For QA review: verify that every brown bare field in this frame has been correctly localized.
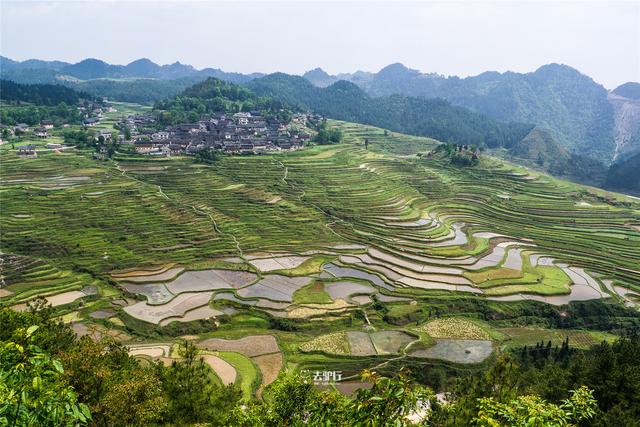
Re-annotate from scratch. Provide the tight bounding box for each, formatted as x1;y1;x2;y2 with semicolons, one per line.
198;335;280;357
202;354;237;385
252;352;283;392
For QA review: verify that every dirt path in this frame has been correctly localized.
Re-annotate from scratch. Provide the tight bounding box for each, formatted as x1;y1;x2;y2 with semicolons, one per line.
276;159;345;241
114;161;246;260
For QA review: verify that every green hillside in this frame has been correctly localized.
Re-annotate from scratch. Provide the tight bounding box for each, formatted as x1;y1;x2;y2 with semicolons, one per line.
248;74;533;148
350;63;617;162
2;114;640;425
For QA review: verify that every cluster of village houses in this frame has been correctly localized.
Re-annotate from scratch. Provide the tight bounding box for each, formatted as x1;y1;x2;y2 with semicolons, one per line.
3;103;110;157
5;103;320;158
120;111;318;156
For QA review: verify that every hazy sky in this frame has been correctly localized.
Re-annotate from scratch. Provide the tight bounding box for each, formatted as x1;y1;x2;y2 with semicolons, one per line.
1;0;639;88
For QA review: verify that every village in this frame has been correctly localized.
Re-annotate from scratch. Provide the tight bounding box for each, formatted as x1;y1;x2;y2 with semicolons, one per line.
3;100;321;158
117;111;319;156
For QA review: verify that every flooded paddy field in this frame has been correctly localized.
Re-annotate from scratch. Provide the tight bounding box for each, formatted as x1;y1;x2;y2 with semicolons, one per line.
2;119;638;400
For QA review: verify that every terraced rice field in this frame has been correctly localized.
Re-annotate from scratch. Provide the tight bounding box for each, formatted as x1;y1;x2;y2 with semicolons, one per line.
498;327;617;349
300;330;417;357
1;116;639;387
409;339;494;364
416;318;492;340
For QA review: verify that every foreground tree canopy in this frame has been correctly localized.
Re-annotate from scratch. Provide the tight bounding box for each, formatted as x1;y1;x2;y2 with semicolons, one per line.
1;305;638;426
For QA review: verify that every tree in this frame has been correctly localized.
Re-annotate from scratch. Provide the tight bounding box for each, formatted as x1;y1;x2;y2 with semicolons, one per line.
123;126;131;141
0;325;91;426
313;120;342;145
162;341;240;425
60;337;167;427
194;147;219;164
0;298;76;356
474;386;597;426
231;368;433;427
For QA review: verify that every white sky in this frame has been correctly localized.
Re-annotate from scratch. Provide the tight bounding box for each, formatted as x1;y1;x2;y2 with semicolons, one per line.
1;0;639;88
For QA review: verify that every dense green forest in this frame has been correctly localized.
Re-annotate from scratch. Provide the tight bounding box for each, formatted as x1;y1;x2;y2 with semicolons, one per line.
247;74;534;148
0;80;100;126
0;79;98;106
606;151;640;192
319;63;617;163
153;77;291;125
73;77;204;104
2;304;638;426
0;103;84;127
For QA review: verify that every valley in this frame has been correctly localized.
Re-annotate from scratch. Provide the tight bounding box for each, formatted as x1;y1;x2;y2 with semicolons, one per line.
2;109;639;399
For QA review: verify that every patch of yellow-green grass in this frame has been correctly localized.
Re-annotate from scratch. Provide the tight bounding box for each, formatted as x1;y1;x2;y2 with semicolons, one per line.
404;330;435;352
293;281;333;304
415;317;491;340
386;303;420;317
108;317;125;327
483;265;571;296
537;266;572;288
279;255;336;276
477;272;539;288
216;351;260;400
59;311;82;323
302;146;346;159
465;267;523;284
299;332;350;355
429;237;489;257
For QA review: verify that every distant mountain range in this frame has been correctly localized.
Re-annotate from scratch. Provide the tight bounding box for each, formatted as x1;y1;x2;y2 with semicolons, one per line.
0;56;263;83
303;64;640;166
247;73;533;150
1;55;638;191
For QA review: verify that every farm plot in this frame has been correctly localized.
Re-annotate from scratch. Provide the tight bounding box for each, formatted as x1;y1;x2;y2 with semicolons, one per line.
159;304;223;326
415;318;491;340
113;267;184;283
346;332;377;356
166;269;257;293
121;283;174;305
237;275;312;302
128;344;171;358
123;291;214;324
299;332;350;355
248;255;310;272
300;330;416;356
216;351;260;400
198;335;280;357
324;281;376;302
370;331;415;355
198;335;283;398
252;352;283;392
201;355;237;385
322;263;391;289
498;327;616;349
293;281;333;304
409;339;493;364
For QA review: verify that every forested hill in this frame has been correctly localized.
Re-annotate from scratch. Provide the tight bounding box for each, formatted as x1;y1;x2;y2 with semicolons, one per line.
153;77;289;125
303;63;617;163
613;82;640;100
606;151;640;192
247;73;533;148
0;79;99;105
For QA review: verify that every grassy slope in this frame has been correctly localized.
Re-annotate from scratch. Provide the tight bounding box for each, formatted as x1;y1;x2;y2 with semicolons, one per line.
1;112;639;376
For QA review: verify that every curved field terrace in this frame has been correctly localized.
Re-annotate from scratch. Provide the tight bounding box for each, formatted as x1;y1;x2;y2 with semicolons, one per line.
1;117;638;397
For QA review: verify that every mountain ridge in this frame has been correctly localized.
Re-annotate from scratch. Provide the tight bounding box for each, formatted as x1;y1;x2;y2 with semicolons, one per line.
301;62;640;167
0;56;264;83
